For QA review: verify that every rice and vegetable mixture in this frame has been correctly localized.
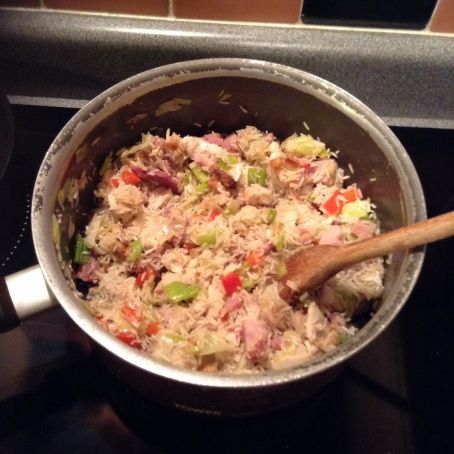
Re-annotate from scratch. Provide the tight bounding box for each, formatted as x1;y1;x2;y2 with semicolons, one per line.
74;126;384;373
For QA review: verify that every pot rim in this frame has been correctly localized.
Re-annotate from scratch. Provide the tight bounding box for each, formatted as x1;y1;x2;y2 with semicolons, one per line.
32;58;426;389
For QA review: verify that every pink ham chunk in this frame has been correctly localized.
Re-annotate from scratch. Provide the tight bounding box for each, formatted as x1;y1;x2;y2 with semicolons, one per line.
270;334;283;351
203;132;224;147
76;257;100;282
241;319;269;362
307;159;337;185
131;166;180;195
298;227;313;245
319;225;344;246
222;134;239;152
286;155;311;169
351;221;376;240
220;293;244;320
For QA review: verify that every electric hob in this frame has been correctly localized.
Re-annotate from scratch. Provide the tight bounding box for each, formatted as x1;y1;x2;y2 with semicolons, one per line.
0;105;453;454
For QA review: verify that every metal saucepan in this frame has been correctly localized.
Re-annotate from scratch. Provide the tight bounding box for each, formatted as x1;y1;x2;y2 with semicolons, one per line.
0;59;426;416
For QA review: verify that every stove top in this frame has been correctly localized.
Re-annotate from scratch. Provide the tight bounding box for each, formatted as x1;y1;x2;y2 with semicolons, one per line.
0;105;453;454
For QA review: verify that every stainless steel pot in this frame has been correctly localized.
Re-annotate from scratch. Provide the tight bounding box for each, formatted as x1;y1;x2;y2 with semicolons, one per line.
0;59;426;416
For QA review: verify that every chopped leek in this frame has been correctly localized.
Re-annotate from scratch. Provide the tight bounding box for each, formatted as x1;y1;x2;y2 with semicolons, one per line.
277;261;287;279
282;133;328;158
161;332;187;344
227;155;239;165
225;199;241;215
127;239;143;263
266;208;277;224
99;152;112;176
194;333;233;356
190;165;210;183
247;167;267;187
340;200;370;220
196;231;217;246
242;278;256;292
217;159;230;171
196;182;209;195
274;233;285;252
73;233;90;264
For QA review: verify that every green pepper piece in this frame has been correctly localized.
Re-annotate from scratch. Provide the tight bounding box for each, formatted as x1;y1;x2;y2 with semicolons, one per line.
266;209;277;224
190;166;210;183
73;233;90;264
196;231;217;246
247;167;267;187
127;239;143;262
163;282;200;303
277;261;287;279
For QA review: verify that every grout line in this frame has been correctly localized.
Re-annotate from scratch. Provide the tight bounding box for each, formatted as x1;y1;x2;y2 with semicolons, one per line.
425;0;440;31
167;0;174;18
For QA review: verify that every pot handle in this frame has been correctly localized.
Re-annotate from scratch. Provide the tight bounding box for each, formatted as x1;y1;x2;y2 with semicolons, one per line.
0;265;58;332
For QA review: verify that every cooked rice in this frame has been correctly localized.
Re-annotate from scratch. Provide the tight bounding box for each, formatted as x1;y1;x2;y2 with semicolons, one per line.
73;126;384;374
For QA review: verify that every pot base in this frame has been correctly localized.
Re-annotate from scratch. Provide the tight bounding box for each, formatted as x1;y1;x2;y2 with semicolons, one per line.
97;344;343;417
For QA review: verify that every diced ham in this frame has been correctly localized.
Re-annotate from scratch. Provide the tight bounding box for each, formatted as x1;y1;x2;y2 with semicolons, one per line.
351;221;376;240
212;166;237;189
220;293;244;320
203;132;224;147
222;134;239;152
183;136;223;169
319;225;344;246
241;319;269;362
263;243;275;255
286;155;311;168
307;159;337;185
159;159;175;176
154;137;165;149
131;166;180;195
298;227;313;245
270;334;283;351
76;256;100;282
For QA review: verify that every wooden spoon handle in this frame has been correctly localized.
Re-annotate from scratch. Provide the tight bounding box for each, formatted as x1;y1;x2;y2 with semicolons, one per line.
339;211;454;267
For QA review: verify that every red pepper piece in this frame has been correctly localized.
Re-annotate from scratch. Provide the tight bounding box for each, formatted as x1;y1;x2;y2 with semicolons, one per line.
120;303;143;326
135;270;152;289
209;210;221;221
146;322;160;335
222;272;242;295
121;168;141;185
116;330;141;349
246;250;265;267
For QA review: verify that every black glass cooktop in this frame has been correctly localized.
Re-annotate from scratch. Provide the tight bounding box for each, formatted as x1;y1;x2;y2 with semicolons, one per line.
0;105;453;454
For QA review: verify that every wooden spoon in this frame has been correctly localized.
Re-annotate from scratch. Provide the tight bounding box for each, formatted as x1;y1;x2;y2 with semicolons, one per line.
283;211;454;295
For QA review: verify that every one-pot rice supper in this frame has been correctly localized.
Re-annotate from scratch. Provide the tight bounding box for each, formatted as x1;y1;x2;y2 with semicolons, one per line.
73;126;384;373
